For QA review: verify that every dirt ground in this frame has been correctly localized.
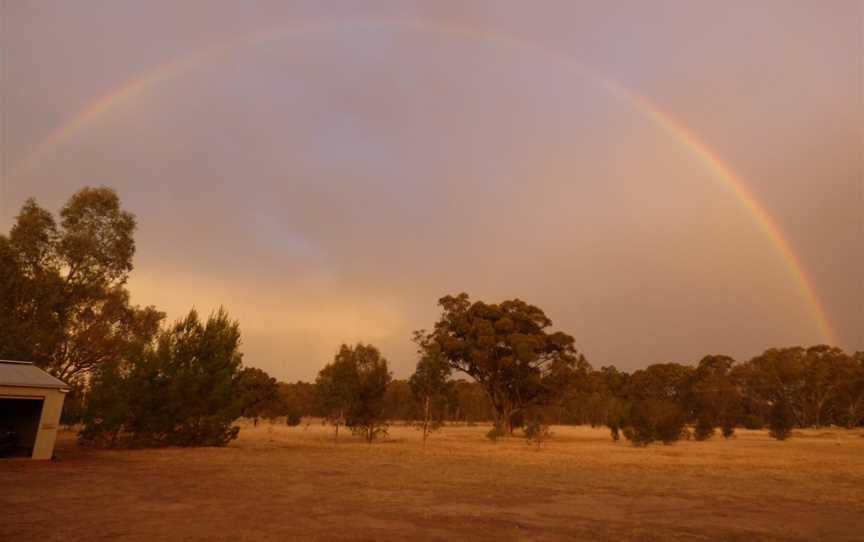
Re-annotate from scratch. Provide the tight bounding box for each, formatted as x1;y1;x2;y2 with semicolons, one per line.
2;422;863;541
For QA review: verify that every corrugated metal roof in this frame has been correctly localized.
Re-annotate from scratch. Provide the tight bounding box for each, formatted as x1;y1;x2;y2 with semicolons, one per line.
0;360;69;390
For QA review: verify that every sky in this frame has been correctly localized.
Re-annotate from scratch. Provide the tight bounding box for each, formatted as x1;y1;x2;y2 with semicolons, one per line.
1;1;861;381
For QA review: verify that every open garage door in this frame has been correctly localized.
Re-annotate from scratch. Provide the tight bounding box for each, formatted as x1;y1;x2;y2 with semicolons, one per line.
0;397;45;458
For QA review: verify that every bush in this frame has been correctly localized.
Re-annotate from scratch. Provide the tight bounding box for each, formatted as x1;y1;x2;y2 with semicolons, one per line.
769;399;795;441
486;424;505;442
605;405;627;442
79;309;244;448
286;411;302;426
721;422;735;439
350;423;388;442
694;417;715;441
524;418;552;448
622;400;687;446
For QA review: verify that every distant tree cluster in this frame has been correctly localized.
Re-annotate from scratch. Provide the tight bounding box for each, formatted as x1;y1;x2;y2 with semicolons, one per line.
580;347;863;445
258;295;864;449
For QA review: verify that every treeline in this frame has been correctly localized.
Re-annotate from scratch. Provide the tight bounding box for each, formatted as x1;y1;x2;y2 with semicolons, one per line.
274;346;864;442
2;188;861;449
277;293;863;446
570;347;863;434
277;378;495;424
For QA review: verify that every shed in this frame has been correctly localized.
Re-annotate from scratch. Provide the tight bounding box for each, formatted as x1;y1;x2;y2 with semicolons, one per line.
0;360;69;459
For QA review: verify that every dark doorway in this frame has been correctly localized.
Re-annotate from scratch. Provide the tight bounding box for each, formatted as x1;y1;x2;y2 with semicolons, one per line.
0;397;44;458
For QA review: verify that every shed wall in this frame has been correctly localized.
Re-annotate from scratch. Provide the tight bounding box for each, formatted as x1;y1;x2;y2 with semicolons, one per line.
0;385;66;459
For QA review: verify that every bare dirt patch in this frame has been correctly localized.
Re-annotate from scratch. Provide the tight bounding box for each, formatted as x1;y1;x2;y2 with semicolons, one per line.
2;423;863;541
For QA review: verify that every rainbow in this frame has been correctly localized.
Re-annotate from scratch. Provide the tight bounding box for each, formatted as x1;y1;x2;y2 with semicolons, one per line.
8;18;837;345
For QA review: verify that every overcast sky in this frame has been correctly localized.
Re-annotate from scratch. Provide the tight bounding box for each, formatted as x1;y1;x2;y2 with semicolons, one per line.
1;1;861;381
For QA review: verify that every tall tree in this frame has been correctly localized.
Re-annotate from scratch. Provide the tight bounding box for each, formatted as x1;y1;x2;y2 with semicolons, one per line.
345;343;392;443
430;293;581;434
316;345;360;442
690;355;741;439
743;346;854;429
235;367;282;425
834;352;864;427
409;330;453;446
799;345;851;427
0;187;160;381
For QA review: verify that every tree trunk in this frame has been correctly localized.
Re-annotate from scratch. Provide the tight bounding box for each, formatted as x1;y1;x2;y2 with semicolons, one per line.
334;409;342;443
423;395;431;447
498;406;515;436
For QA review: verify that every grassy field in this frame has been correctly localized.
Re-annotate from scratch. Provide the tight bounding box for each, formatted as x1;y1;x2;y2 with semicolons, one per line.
2;422;863;541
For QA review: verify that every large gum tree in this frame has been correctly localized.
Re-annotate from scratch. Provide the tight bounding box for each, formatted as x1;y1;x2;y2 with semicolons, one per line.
430;293;586;434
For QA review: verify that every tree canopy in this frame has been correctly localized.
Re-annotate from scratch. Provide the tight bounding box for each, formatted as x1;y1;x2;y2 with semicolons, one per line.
0;187;162;382
316;343;392;442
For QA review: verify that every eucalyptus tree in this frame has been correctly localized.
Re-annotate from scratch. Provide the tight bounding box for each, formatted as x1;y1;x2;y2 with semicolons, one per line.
430;293;583;435
0;187;162;381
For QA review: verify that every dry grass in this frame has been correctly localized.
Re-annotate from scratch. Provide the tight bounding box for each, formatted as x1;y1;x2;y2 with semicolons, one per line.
2;422;863;541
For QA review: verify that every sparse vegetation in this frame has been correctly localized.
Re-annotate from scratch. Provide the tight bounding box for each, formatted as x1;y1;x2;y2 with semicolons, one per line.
524;417;552;448
5;424;864;541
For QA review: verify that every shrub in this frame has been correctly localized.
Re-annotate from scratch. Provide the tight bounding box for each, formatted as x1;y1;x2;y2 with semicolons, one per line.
721;422;735;439
286;411;302;426
605;403;628;442
623;399;687;446
524;418;552;448
79;309;244;448
350;423;388;442
694;417;715;441
486;424;505;442
769;399;795;441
